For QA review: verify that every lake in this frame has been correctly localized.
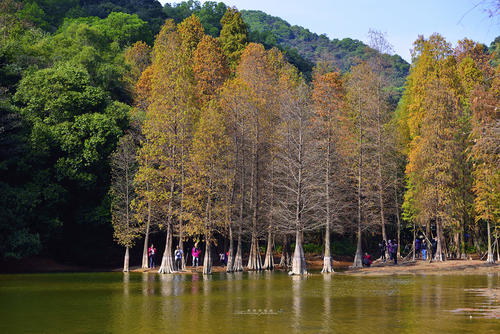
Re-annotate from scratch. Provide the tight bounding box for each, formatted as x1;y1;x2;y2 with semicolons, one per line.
0;271;498;334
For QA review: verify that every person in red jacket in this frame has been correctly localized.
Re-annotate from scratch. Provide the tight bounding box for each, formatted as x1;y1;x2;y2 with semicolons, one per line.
192;245;201;267
148;244;157;268
362;252;373;267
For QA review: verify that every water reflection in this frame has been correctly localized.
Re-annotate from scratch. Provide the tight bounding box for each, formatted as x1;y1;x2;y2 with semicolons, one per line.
141;272;156;296
123;272;129;297
191;273;200;294
322;274;332;333
159;273;173;296
2;272;499;334
291;275;305;333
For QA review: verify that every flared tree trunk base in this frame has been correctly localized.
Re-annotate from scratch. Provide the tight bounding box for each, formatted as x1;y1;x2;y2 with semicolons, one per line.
233;238;244;272
246;235;263;271
321;256;333;273
158;225;175;274
203;243;212;275
290;241;307;275
486;252;495;264
263;233;274;270
352;250;363;268
123;247;130;273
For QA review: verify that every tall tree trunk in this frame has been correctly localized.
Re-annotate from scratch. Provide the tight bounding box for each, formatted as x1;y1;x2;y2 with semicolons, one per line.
158;222;175;273
486;218;494;263
247;140;262;271
460;217;466;259
454;230;460;259
123;246;130;272
227;223;234;272
141;209;151;269
226;163;237;273
353;92;363;268
412;221;416;261
291;129;306;276
233;154;245;272
141;192;151;269
203;236;212;274
291;229;307;275
280;234;291;267
322;135;333;273
495;223;499;262
435;218;446;262
158;180;176;274
263;159;275;270
353;223;363;268
263;228;274;270
322;221;333;273
233;223;243;271
247;233;262;270
394;178;401;259
377;114;388;260
178;227;185;270
179;148;186;270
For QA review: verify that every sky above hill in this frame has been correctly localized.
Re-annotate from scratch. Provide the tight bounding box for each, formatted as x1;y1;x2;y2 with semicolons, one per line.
161;0;499;62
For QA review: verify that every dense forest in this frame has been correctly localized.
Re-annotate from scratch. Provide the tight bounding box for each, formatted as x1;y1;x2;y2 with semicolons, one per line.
1;0;499;272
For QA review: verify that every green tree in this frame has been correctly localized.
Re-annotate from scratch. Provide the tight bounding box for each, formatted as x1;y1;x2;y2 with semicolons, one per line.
110;134;140;272
219;7;248;70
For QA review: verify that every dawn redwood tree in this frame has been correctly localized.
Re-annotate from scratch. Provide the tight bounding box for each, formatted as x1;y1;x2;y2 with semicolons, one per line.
184;101;233;275
124;41;152;94
219;78;249;272
346;62;379;268
368;30;395;258
131;65;157;270
470;63;500;263
110;134;140;272
402;34;464;262
311;69;353;273
275;68;318;275
136;18;202;274
236;44;282;270
450;39;490;259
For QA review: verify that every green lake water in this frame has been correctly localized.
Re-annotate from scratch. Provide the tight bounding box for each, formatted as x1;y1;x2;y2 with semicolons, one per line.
0;271;498;334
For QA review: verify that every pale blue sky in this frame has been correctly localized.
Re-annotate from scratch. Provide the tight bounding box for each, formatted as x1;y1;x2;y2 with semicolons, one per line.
161;0;499;62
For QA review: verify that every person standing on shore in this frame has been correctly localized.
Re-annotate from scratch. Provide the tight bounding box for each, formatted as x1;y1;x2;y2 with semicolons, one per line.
174;245;183;271
192;245;200;267
379;240;387;263
421;240;427;260
148;244;156;268
431;238;437;259
388;240;397;264
415;238;421;259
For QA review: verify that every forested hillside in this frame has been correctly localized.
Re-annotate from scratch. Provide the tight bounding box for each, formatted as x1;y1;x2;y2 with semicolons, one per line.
241;10;410;87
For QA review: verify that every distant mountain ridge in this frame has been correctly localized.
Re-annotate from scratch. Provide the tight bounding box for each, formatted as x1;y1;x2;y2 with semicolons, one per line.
241;9;410;87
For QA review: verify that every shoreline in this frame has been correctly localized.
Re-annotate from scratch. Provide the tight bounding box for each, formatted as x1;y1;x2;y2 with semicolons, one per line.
342;259;500;276
2;256;499;276
131;259;500;276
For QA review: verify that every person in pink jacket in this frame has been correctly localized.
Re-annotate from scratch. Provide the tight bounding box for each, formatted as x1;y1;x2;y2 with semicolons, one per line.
192;245;201;267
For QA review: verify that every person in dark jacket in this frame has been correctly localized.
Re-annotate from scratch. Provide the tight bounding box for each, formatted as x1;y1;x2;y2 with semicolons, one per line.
388;240;398;264
415;238;421;259
174;245;183;271
421;240;428;260
379;240;387;263
431;238;438;259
